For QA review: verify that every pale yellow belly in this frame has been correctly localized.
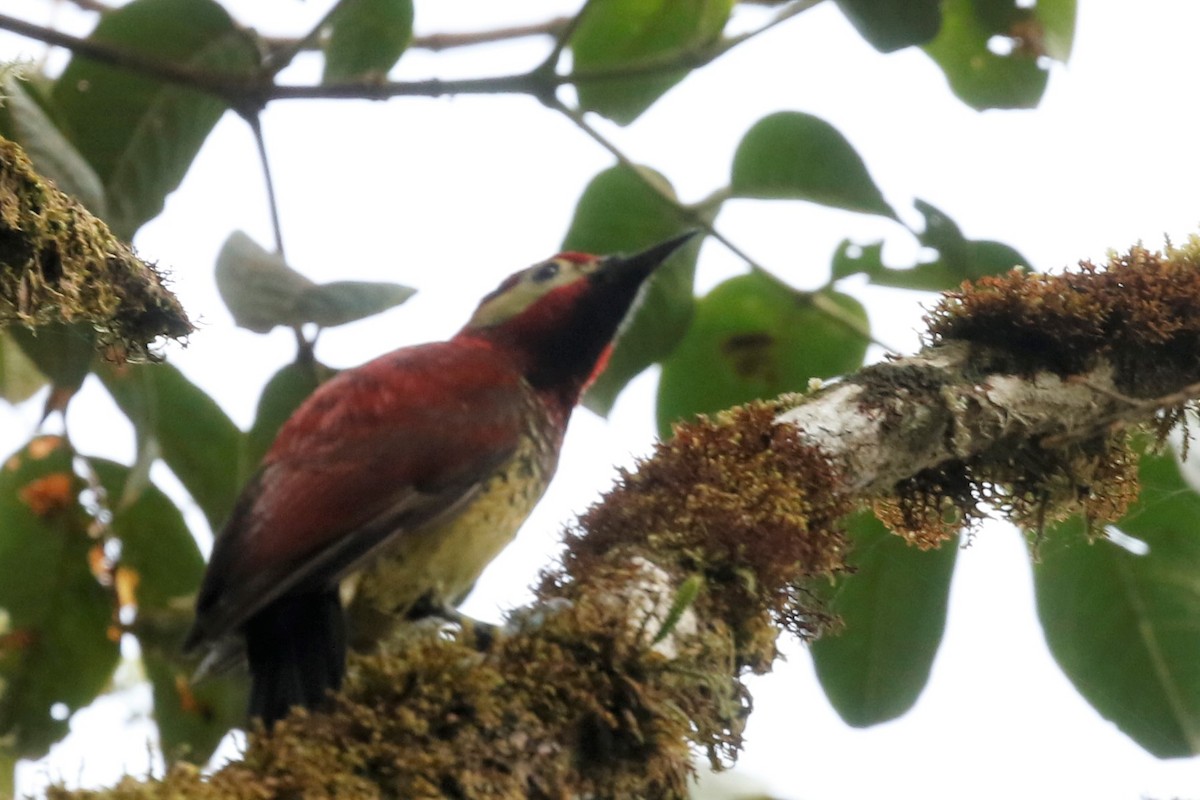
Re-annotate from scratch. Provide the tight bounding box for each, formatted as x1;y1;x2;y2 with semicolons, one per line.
344;433;554;646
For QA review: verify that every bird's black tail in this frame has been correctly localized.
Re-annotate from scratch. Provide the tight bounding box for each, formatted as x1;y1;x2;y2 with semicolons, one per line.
244;590;346;728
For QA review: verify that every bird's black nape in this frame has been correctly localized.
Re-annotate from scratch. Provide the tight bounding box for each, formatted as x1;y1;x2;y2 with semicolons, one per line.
244;590;346;728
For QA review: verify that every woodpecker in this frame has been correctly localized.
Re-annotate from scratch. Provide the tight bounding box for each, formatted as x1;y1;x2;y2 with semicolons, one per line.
184;232;696;726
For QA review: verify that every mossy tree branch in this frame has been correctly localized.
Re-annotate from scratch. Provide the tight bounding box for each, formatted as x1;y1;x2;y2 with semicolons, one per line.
44;243;1200;798
0;137;190;360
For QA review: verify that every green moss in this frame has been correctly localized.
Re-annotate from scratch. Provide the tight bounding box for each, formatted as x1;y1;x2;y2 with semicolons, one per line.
0;137;190;360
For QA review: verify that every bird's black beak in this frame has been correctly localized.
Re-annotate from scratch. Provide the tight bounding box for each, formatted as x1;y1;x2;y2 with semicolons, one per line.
599;230;700;287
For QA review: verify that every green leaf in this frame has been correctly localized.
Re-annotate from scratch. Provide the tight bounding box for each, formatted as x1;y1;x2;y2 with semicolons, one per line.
90;459;242;763
51;0;259;238
0;333;47;404
245;358;328;468
656;272;868;437
731;112;896;219
1037;0;1077;62
296;281;416;329
8;322;95;393
561;165;699;416
92;460;202;612
0;752;13;799
323;0;414;83
832;199;1030;291
811;510;958;726
923;0;1075;110
0;436;120;759
570;0;734;125
216;231;415;333
835;0;942;52
0;76;109;218
1035;448;1200;757
215;231;317;333
143;646;247;766
98;361;243;531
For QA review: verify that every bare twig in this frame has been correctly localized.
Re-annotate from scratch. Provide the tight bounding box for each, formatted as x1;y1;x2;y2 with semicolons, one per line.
57;0;114;13
258;16;571;56
0;12;554;102
0;1;822;104
0;11;268;103
548;97;889;352
243;112;285;258
262;0;343;76
562;0;825;85
417;16;571;51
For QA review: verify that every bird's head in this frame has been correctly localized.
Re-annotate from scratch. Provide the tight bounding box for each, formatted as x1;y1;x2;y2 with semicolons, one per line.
457;231;697;405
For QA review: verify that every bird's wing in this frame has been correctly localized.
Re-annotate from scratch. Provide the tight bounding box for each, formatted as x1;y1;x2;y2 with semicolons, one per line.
186;342;536;649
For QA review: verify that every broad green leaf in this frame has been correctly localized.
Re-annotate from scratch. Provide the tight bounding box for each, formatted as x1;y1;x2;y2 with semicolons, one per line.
245;358;328;468
217;232;415;333
296;281;416;329
90;459;241;763
570;0;734;125
0;77;109;218
98;361;242;531
923;0;1075;110
92;461;202;612
52;0;259;238
656;272;868;437
731;112;896;219
1035;448;1200;757
835;0;942;52
832;199;1030;291
323;0;414;82
1038;0;1077;62
0;436;119;759
0;333;47;404
561;165;698;416
811;511;958;726
143;646;246;766
8;323;95;411
216;231;317;333
0;752;12;799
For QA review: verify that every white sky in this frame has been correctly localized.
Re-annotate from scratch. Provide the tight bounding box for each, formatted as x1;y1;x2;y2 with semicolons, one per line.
4;1;1200;797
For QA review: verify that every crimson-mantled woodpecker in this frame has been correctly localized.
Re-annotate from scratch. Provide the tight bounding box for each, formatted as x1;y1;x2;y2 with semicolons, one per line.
184;232;696;726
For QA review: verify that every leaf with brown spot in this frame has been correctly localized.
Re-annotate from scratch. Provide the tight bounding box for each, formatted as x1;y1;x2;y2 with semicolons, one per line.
657;273;869;437
0;437;119;760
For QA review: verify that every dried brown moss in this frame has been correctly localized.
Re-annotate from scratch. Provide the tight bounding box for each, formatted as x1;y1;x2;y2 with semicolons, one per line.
879;241;1200;544
927;241;1200;399
548;401;851;672
0;137;191;359
50;595;738;800
876;430;1140;546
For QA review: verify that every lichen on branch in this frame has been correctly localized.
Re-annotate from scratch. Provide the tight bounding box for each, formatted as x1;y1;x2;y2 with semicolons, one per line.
0;136;191;359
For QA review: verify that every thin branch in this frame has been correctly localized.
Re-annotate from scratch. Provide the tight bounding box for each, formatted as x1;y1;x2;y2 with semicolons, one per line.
0;11;269;104
241;110;314;353
264;71;544;100
0;12;555;103
244;113;285;257
0;1;822;105
548;97;890;352
418;16;571;52
57;0;114;13
262;0;342;76
257;16;571;57
561;0;825;86
533;8;590;86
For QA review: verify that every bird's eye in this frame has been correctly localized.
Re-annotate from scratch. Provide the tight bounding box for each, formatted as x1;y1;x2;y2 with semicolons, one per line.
531;261;560;283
